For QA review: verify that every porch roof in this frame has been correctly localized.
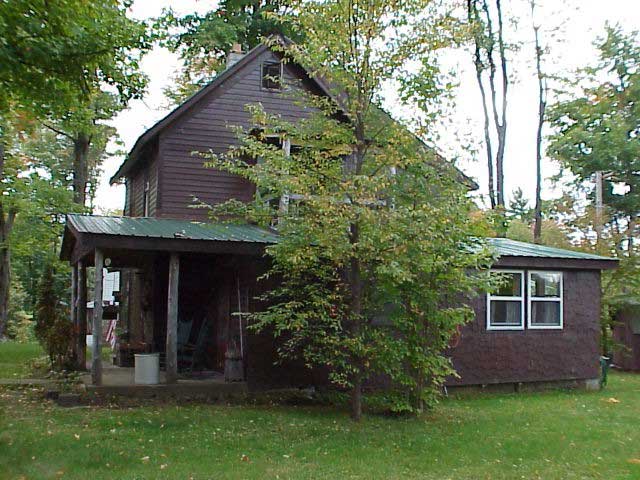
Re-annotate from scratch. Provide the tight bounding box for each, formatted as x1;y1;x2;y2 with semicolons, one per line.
61;214;278;265
66;214;279;243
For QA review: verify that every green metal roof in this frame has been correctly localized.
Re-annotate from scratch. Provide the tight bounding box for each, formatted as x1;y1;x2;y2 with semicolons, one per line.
66;215;617;263
66;214;279;244
487;237;616;261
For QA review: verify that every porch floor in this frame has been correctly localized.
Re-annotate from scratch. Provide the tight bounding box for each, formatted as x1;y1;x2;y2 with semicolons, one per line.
81;366;247;401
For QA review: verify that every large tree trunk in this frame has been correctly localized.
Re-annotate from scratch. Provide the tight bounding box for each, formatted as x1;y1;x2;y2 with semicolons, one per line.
347;124;366;421
351;370;363;421
348;252;363;421
531;1;545;244
73;132;90;207
0;221;11;340
0;138;4;339
70;131;90;360
0;138;17;340
348;236;363;421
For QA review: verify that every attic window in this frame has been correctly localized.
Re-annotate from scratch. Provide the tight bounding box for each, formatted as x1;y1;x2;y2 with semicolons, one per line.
262;62;283;90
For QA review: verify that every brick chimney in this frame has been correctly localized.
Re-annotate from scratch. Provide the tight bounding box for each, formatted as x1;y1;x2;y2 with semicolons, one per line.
226;43;245;69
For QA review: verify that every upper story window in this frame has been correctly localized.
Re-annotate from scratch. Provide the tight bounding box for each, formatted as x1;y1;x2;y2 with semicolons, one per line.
255;135;297;226
143;180;150;217
487;270;524;331
528;271;563;329
261;61;283;90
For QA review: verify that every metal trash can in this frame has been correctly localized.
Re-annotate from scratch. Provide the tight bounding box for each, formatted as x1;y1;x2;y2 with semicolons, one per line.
134;353;160;385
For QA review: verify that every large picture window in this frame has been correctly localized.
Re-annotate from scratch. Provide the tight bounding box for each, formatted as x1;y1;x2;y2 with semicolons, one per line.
528;271;563;329
487;270;524;330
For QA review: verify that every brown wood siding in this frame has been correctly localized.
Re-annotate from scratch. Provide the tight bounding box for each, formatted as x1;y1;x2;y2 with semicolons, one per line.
447;269;601;386
123;179;132;216
148;155;158;216
126;152;158;217
130;169;145;216
613;306;640;371
158;50;318;221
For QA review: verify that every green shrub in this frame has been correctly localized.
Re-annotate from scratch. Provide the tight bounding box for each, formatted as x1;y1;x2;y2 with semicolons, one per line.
33;261;73;370
6;281;34;342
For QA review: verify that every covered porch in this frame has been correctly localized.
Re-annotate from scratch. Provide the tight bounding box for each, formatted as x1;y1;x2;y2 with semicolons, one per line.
79;364;248;401
60;214;278;387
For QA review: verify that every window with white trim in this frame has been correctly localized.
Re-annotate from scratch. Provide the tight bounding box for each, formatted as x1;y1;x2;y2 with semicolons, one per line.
487;270;524;330
528;271;563;329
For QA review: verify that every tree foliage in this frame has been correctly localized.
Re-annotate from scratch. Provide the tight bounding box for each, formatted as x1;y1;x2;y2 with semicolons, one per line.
547;26;640;353
0;0;149;127
205;0;493;419
0;0;150;338
548;25;640;236
10;126;86;313
160;0;299;104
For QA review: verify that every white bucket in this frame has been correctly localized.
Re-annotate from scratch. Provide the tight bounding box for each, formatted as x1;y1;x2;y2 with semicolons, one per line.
134;353;160;385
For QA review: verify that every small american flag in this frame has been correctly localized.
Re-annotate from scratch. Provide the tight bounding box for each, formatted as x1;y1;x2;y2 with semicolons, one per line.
105;320;117;349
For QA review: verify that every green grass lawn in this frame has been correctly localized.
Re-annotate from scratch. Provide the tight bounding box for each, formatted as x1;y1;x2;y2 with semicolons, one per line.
1;342;640;479
0;342;43;378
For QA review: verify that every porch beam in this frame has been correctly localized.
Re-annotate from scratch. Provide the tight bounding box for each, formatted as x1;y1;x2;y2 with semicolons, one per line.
77;261;87;370
166;253;180;384
70;263;78;366
92;249;104;385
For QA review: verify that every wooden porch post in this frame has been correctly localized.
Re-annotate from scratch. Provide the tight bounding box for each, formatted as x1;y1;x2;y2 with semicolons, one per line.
77;261;87;370
70;263;78;366
92;250;104;385
166;253;180;384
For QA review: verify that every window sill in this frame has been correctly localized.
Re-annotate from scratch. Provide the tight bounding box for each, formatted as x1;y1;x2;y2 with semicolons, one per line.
487;325;525;331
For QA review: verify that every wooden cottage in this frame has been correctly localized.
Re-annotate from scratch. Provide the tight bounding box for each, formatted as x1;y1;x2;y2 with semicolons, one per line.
453;238;616;389
61;40;618;393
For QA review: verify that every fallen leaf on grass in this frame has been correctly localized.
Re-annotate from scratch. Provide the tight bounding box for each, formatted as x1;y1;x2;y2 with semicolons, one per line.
141;456;150;463
606;397;621;404
627;459;640;465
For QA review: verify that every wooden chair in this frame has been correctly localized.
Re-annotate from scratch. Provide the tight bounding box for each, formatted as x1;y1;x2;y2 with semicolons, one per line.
180;320;209;373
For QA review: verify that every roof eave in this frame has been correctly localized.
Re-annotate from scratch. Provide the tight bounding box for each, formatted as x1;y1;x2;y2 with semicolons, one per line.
494;255;619;271
109;43;274;184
